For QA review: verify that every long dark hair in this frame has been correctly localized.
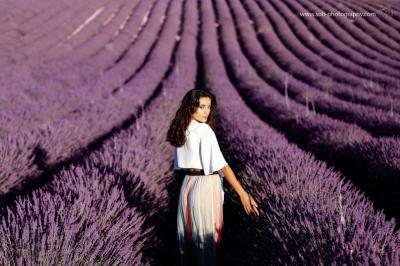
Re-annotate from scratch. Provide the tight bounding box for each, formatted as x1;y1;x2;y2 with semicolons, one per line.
166;89;218;147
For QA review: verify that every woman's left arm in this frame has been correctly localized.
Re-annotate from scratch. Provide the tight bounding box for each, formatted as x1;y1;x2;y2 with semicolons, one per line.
220;164;259;216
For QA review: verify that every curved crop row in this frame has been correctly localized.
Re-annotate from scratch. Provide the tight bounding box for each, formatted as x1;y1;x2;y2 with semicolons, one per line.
200;0;400;264
0;0;161;137
371;0;400;11
0;0;105;73
310;0;400;55
0;0;85;63
39;0;126;61
0;0;198;263
336;0;400;44
32;0;155;88
0;162;155;265
0;2;67;53
0;1;76;37
216;0;400;227
0;0;127;77
86;0;200;262
227;0;400;137
41;0;152;86
291;0;400;69
1;0;399;264
240;0;400;113
0;0;183;200
353;0;400;30
266;0;400;85
0;0;109;67
34;0;140;76
257;0;400;96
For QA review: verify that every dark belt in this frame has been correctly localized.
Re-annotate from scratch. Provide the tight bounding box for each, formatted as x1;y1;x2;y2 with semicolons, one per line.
176;168;219;176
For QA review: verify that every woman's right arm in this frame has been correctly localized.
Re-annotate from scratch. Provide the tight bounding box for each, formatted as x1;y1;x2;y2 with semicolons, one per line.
220;164;259;216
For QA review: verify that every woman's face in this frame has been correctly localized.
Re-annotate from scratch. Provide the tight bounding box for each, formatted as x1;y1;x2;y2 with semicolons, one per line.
192;96;211;123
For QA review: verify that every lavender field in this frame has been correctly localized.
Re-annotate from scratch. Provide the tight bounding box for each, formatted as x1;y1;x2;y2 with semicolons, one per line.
1;0;400;265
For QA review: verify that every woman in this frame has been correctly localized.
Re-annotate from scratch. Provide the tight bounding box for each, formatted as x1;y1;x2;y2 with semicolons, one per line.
166;89;259;266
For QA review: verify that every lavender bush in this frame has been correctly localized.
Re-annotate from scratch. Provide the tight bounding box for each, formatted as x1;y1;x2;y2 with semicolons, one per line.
1;0;399;265
235;0;400;119
213;0;400;225
0;0;182;199
0;0;164;137
309;0;400;61
0;163;154;265
199;0;400;264
227;0;400;137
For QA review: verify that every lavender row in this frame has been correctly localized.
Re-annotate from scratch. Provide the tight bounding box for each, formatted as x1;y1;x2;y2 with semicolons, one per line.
217;0;400;228
0;6;42;36
0;0;152;101
0;0;159;136
97;0;200;260
337;0;400;44
227;0;400;137
87;0;192;206
278;0;400;78
314;1;400;58
256;0;400;97
0;1;83;58
0;2;65;51
11;0;110;62
29;0;127;63
0;0;182;199
200;0;399;264
13;0;127;67
1;0;106;60
42;0;156;85
84;0;199;261
358;0;400;23
382;0;400;10
0;0;163;137
3;0;141;92
0;0;109;67
349;1;400;32
0;1;78;66
39;1;152;86
76;0;196;256
33;0;139;74
280;0;400;100
317;0;400;58
241;0;400;113
266;0;400;86
0;0;176;191
0;0;151;104
0;0;80;35
0;2;37;32
39;0;127;60
291;0;400;70
1;0;197;262
0;161;154;265
87;12;197;225
311;0;400;55
0;2;92;48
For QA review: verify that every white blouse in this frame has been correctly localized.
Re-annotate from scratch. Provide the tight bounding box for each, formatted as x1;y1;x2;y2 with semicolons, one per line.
173;119;228;176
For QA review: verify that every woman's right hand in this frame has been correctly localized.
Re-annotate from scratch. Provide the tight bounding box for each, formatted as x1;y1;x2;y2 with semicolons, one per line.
239;191;259;216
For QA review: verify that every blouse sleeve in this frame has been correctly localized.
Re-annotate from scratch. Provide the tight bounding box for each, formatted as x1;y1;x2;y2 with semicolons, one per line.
199;124;228;175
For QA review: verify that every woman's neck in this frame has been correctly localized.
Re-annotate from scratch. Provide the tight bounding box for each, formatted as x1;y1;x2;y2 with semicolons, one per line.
192;118;203;123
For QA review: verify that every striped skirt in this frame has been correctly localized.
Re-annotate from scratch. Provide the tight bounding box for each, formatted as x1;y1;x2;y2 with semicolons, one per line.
176;173;224;266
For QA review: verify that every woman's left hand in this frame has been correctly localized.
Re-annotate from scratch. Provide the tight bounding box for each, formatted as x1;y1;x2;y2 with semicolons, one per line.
239;191;259;216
